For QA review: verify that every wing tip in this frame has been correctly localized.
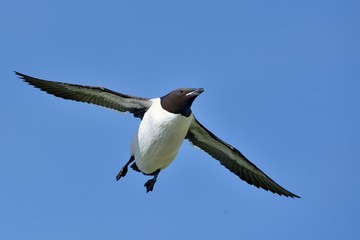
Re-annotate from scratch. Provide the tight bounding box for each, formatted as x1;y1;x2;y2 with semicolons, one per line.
14;71;25;79
252;182;301;199
261;181;301;199
279;192;301;199
269;188;301;199
14;71;34;84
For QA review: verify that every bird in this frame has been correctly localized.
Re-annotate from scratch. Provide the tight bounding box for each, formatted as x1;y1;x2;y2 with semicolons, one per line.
15;71;299;198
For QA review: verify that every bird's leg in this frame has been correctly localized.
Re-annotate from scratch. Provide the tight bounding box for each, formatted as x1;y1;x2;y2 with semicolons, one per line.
116;156;135;181
130;162;141;172
144;169;161;193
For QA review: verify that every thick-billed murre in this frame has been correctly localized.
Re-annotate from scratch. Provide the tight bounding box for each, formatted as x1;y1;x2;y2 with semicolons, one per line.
15;71;299;198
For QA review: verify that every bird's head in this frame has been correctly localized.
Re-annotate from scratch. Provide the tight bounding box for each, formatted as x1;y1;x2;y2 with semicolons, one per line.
160;88;205;117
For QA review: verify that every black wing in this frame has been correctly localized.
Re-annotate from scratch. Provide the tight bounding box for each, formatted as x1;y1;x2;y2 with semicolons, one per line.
186;117;300;198
16;72;152;118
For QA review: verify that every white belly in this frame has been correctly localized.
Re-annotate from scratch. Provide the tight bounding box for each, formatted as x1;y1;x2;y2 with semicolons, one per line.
131;98;193;174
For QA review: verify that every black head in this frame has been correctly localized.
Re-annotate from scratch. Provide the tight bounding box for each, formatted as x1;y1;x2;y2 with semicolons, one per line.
160;88;204;117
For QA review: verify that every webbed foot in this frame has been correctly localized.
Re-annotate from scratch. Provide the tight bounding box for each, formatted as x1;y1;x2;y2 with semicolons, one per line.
144;169;160;193
116;156;135;181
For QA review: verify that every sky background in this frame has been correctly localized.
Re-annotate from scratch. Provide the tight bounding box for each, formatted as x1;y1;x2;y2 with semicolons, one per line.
1;0;359;239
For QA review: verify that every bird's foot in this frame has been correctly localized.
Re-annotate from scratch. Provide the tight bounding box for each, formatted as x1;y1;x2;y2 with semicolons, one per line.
144;178;156;192
115;167;128;181
115;156;135;181
144;169;160;193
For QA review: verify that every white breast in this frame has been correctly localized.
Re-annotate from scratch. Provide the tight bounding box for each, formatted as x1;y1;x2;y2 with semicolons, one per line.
131;98;193;174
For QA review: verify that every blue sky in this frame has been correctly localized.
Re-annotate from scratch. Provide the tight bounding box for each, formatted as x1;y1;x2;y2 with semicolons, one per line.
1;0;359;239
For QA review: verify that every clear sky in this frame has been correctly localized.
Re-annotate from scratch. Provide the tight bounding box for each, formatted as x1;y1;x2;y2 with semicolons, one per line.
1;0;359;239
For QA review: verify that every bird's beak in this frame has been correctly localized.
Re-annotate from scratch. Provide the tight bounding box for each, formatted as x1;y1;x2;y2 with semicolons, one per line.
186;88;205;96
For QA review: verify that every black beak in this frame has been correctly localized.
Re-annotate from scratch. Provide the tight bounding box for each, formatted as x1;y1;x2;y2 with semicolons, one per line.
186;88;205;96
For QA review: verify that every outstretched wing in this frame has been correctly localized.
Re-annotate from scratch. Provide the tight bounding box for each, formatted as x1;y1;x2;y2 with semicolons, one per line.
16;72;152;118
186;116;300;198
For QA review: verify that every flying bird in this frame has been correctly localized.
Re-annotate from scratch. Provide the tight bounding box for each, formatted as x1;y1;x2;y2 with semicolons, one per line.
15;71;299;198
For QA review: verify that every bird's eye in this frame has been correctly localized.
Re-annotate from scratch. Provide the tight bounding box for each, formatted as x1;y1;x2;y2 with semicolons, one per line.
178;90;184;94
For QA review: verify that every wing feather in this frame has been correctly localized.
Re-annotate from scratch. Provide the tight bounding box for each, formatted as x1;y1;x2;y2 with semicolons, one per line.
186;116;300;198
16;72;152;118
